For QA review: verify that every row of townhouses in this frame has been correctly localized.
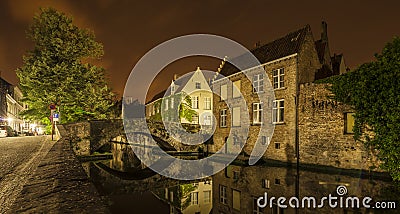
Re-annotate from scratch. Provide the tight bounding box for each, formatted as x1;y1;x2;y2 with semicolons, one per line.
0;76;31;134
145;22;379;172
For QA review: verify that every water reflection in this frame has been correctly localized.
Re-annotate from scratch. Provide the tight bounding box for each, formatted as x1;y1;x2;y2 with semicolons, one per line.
85;143;399;214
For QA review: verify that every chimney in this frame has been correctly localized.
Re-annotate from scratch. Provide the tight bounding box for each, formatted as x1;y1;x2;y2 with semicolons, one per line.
321;21;328;42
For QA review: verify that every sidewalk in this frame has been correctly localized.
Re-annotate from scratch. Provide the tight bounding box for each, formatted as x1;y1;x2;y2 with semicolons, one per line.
10;137;109;213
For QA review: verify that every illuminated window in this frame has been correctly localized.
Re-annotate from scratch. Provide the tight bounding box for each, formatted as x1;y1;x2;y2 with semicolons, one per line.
191;192;199;205
253;74;264;93
344;113;355;134
204;191;211;203
232;107;241;127
221;84;228;100
192;96;199;109
273;100;284;123
233;189;241;210
253;103;263;124
204;97;211;110
262;179;270;189
233;80;241;98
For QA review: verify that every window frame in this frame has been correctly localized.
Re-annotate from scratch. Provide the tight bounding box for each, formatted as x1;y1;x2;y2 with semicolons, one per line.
192;96;199;109
220;84;228;100
253;102;263;124
273;68;285;89
220;109;227;127
219;185;228;205
191;192;199;205
253;73;264;93
195;81;201;89
204;97;211;110
272;99;285;124
344;112;355;134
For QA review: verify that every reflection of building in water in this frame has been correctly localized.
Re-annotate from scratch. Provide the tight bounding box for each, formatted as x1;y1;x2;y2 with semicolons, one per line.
153;180;213;214
111;142;142;172
212;164;396;214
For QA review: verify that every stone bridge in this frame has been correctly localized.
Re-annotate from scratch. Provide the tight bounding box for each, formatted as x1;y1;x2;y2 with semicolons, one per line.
62;119;212;156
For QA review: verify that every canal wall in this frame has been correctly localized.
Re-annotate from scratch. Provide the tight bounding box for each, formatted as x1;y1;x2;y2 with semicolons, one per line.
64;119;206;156
10;126;109;213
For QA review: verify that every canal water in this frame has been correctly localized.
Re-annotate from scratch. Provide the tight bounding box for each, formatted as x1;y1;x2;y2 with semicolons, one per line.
82;142;399;214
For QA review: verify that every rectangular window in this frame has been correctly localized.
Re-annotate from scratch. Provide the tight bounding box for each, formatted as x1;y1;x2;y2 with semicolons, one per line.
273;100;284;123
171;85;175;94
232;189;241;210
192;114;199;124
253;197;264;214
165;99;169;110
233;80;241;98
192;96;199;109
204;97;211;110
195;82;201;89
273;68;285;89
275;178;281;185
219;185;227;205
171;97;174;109
253;74;264;93
204;191;211;203
261;136;268;145
221;84;228;100
220;109;227;127
275;142;281;149
253;103;263;124
232;107;241;127
191;192;199;205
262;179;270;189
344;112;355;134
170;191;174;202
203;115;212;125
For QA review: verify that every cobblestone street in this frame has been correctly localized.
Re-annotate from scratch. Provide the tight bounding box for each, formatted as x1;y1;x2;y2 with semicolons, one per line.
0;136;55;213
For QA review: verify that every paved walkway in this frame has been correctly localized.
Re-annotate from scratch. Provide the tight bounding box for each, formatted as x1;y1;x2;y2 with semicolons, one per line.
4;136;109;213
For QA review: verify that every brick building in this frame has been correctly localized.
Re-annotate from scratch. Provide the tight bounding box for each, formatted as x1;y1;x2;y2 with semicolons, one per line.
210;22;378;171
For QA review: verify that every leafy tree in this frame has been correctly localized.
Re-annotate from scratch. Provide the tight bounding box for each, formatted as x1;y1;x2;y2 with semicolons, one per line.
149;92;197;123
328;37;400;181
17;8;115;124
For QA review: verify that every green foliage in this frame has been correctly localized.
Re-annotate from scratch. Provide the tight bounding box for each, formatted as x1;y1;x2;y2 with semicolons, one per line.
179;93;198;122
329;37;400;181
17;8;115;123
149;92;197;123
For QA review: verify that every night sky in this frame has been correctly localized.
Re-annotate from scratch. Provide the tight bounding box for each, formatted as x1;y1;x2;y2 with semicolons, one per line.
1;0;399;101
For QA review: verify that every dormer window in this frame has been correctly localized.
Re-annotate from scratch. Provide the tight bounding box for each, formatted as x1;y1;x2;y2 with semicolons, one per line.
171;85;175;94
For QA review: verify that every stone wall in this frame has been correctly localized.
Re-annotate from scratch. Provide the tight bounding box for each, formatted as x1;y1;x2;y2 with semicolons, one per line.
298;83;380;171
63;122;91;156
63;119;204;156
